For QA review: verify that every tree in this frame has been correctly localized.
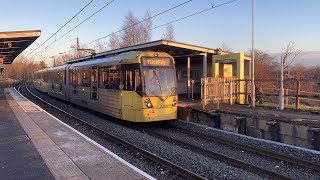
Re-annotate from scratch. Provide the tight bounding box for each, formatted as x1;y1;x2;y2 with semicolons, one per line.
39;60;47;69
281;41;302;69
140;11;152;43
246;49;278;80
220;42;233;52
95;40;107;53
108;10;153;50
108;32;121;50
163;24;175;41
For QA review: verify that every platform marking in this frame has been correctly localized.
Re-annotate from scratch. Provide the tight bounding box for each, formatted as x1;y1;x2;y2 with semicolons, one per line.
13;87;156;180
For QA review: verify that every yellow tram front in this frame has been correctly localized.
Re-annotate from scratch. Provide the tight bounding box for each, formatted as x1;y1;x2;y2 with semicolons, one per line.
122;52;177;122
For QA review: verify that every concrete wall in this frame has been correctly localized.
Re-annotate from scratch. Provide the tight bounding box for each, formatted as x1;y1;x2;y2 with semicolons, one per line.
178;106;320;150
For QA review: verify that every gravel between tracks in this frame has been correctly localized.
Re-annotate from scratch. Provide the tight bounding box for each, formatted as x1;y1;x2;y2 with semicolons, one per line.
148;124;320;179
173;120;320;165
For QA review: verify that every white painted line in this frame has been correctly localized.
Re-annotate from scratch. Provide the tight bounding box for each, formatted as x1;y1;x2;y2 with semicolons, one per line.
12;87;156;180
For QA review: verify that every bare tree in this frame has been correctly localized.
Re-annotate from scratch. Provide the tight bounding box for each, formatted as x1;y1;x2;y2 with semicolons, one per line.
281;41;302;69
95;40;107;53
121;11;140;47
140;11;152;43
108;10;153;50
5;56;44;80
163;24;175;41
246;49;278;80
108;32;121;50
220;42;233;52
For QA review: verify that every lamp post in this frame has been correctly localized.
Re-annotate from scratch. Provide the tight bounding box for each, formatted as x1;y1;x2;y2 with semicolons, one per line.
251;0;256;107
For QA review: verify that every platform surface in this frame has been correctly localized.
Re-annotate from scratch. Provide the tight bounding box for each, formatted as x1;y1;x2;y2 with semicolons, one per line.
0;88;54;179
1;87;153;180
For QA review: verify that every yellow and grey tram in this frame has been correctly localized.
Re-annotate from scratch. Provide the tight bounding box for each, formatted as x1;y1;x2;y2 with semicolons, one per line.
34;51;177;122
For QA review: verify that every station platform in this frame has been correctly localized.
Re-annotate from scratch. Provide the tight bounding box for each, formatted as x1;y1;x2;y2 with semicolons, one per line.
0;87;154;180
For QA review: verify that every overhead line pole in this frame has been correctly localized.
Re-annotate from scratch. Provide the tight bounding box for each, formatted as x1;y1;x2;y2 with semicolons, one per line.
251;0;256;107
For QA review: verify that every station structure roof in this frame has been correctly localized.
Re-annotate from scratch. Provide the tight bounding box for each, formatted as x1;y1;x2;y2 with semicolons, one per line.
67;39;239;64
0;30;41;64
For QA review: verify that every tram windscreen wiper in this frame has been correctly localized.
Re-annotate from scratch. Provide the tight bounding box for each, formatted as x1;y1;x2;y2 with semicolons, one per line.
153;70;164;101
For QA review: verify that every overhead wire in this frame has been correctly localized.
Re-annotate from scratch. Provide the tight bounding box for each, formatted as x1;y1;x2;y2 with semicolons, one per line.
52;0;238;58
60;0;193;55
26;0;94;57
30;0;116;59
85;0;192;46
89;0;238;49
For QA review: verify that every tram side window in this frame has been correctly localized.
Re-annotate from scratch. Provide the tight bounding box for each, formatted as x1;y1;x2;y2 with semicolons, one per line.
69;69;73;85
76;69;81;86
109;65;121;90
80;68;91;87
99;67;108;89
135;69;141;95
124;70;133;91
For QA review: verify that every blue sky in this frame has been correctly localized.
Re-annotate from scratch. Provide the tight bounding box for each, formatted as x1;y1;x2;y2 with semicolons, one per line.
1;0;319;65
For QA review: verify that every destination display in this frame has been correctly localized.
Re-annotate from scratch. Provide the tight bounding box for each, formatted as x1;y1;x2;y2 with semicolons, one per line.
142;58;172;67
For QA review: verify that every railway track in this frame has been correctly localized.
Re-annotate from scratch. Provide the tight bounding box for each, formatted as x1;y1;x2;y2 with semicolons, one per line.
129;125;293;180
171;124;320;172
17;83;205;180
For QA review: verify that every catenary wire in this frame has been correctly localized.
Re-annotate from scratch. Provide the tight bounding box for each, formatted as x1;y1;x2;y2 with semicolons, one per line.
30;0;116;59
26;0;94;57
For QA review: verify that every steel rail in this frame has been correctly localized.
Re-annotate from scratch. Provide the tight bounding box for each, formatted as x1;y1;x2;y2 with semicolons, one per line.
134;126;292;180
173;124;320;172
21;83;206;180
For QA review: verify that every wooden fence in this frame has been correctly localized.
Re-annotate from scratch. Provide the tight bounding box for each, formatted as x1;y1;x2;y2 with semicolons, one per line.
201;78;320;109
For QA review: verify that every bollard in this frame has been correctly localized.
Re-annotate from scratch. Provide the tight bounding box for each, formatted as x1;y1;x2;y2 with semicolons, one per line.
266;121;280;142
235;117;247;135
308;128;320;151
209;113;221;128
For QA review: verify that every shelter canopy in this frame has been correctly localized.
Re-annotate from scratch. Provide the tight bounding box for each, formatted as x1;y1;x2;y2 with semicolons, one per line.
0;30;41;64
67;39;221;63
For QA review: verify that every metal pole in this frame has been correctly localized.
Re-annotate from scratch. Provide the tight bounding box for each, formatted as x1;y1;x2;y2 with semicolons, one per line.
187;57;191;98
251;0;256;107
229;80;233;105
279;55;284;110
191;80;194;100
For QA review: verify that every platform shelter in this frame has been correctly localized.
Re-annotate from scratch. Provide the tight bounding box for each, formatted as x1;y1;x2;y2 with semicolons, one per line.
211;52;251;104
0;30;41;81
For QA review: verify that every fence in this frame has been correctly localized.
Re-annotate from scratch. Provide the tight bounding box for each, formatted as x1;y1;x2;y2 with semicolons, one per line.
201;77;238;105
201;78;320;110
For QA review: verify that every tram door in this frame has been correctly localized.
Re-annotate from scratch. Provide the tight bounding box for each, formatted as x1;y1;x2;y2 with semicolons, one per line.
91;66;98;100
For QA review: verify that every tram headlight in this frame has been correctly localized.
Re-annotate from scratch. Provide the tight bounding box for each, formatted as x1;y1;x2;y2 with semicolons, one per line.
144;98;153;108
172;97;177;106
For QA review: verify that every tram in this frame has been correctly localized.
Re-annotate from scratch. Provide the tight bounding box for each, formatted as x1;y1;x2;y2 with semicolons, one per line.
34;51;177;122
